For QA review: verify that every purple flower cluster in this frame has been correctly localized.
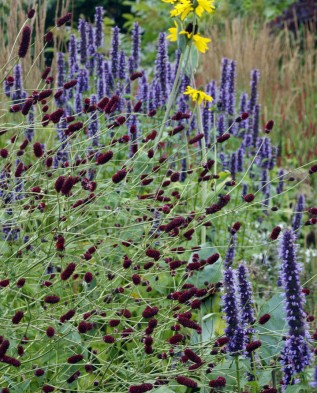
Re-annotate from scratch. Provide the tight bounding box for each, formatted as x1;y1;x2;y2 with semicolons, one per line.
279;229;312;386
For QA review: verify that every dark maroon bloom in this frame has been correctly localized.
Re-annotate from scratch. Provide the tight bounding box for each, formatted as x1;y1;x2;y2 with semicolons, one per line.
0;340;10;357
133;101;142;112
176;376;197;388
184;348;202;364
209;376;226;387
97;96;109;110
0;279;10;287
169;125;184;136
215;337;229;347
309;164;317;175
109;319;120;327
15;162;24;177
244;193;255;203
50;108;64;124
67;354;84;364
270;226;281;241
178;316;200;330
34;368;45;376
112;169;127;184
84;272;93;283
206;253;220;264
145;248;160;261
105;95;119;114
148;110;156;117
67;370;80;384
61;176;75;195
54;90;63;99
12;311;24;324
42;114;50;126
264;120;274;133
170;172;180;182
0;149;9;158
16;278;26;288
60;309;75;323
46;326;55;337
115;116;126;125
27;9;35;18
142;306;159;318
164;216;185;233
129;383;153;393
96;151;113;165
236;112;249;122
217;133;230;143
246;340;262;352
45;31;53;42
67;122;83;133
33;142;44;158
132;274;141;285
18;26;31;58
41;67;51;80
1;355;21;367
130;72;143;81
42;385;55;392
60;263;76;280
168;333;183;345
38;89;53;100
44;295;60;304
261;389;277;393
10;104;21;113
188;133;204;145
64;80;77;89
259;313;271;325
103;335;116;343
57;12;72;27
21;98;33;115
55;176;65;192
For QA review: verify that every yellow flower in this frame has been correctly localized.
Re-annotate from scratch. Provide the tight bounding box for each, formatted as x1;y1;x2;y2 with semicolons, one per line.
184;86;213;106
170;0;193;20
167;21;178;42
195;0;215;17
180;30;211;53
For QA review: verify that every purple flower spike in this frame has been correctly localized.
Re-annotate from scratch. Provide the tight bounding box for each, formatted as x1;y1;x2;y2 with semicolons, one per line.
79;19;87;65
223;268;245;355
249;69;260;113
292;194;305;233
237;264;255;328
95;7;104;48
131;22;141;72
88;95;99;147
119;51;126;80
276;169;285;195
68;34;78;77
279;229;312;387
111;26;120;79
226;60;236;116
224;233;236;269
155;32;168;101
12;64;23;103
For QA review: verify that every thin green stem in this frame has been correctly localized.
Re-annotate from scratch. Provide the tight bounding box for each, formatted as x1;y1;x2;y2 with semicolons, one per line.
235;356;241;393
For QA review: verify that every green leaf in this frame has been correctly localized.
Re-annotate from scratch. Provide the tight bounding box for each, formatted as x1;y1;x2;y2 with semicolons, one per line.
257;294;287;361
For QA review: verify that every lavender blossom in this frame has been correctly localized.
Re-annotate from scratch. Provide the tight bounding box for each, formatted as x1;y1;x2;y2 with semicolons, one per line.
25;108;35;141
131;22;141;71
238;93;248;137
79;19;87;65
224;233;237;269
223;268;245;355
139;75;148;113
77;69;89;93
12;64;23;104
251;104;260;146
155;32;168;100
249;69;260;113
75;92;82;115
292;194;305;233
95;7;104;48
226;60;236;116
119;51;126;80
111;26;120;79
276;169;285;195
217;114;225;137
86;24;95;75
104;61;114;96
279;229;312;387
218;58;229;110
230;153;237;180
88;95;99;146
237;264;255;327
261;169;270;208
68;34;78;77
237;147;244;172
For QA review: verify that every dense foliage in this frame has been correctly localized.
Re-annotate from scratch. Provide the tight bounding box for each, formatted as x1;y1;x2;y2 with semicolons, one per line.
0;1;316;392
